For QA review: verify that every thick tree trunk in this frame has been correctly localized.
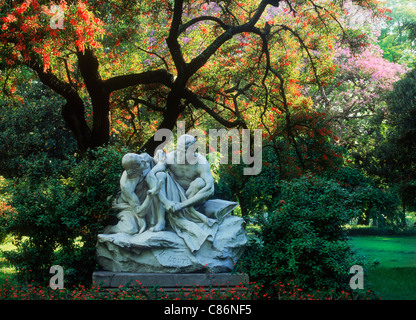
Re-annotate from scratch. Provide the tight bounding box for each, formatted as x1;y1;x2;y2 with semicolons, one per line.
61;98;93;154
140;85;185;155
29;57;94;154
77;49;111;150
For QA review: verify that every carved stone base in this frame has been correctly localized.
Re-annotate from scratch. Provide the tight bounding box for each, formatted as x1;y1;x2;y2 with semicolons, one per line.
96;214;247;273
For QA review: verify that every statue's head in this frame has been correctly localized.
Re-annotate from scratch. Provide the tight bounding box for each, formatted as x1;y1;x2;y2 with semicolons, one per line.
122;153;154;177
176;134;197;164
177;134;196;151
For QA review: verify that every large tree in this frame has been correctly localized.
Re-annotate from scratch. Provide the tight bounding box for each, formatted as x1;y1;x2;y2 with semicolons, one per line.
1;0;389;155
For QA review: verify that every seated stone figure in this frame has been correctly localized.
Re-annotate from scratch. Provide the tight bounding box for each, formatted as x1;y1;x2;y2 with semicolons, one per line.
97;135;246;273
104;153;159;235
146;134;238;252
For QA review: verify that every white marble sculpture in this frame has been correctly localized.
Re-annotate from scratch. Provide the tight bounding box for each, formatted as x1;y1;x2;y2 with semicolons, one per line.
96;134;247;273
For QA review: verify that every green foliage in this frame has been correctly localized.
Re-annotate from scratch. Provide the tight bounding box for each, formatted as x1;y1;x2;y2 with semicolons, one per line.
217;145;280;216
378;0;416;66
0;146;126;286
398;181;416;210
217;128;345;218
385;68;416;178
328;167;404;230
240;175;364;294
238;166;403;295
365;68;416;212
0;80;77;178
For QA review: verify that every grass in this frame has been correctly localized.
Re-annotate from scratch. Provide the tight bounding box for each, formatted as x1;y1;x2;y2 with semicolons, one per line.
350;235;416;300
0;238;17;280
366;267;416;300
351;235;416;268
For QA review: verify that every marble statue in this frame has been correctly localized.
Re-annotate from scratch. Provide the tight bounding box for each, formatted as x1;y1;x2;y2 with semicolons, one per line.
96;135;247;273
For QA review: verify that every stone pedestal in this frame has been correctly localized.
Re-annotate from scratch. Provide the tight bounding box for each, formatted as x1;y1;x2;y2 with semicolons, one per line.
92;271;249;295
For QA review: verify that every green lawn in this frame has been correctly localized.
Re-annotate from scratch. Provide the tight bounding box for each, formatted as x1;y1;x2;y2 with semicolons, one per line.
351;236;416;300
0;239;18;286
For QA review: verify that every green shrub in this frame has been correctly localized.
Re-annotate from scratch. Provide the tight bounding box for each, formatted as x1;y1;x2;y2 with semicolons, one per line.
0;81;77;178
0;146;126;286
241;175;364;294
329;166;405;230
216;136;345;218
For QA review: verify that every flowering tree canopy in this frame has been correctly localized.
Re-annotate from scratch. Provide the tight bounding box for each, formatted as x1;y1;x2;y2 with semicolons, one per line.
1;0;391;155
309;1;409;161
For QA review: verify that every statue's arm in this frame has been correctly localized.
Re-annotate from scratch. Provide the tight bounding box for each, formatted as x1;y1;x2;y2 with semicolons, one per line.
135;180;161;217
120;172;141;209
146;162;166;193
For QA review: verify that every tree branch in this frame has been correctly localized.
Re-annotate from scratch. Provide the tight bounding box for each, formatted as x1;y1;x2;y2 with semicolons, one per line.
27;56;85;112
26;54;92;152
179;16;231;34
135;45;171;72
128;97;165;113
276;24;330;106
103;69;173;93
187;0;269;76
182;88;245;128
166;0;187;76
